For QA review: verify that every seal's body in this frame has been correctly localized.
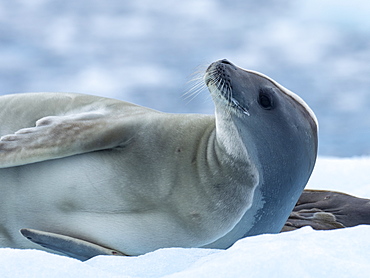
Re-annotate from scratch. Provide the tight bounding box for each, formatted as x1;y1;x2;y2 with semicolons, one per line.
0;60;318;260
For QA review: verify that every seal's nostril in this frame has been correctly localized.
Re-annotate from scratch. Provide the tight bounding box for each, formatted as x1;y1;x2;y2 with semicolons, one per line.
221;59;231;65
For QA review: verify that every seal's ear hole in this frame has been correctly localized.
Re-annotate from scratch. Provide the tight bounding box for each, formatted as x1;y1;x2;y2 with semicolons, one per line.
258;87;275;110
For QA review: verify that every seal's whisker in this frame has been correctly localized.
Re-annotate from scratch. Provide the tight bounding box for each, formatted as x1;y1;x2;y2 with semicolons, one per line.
183;80;204;98
183;88;204;104
183;69;206;102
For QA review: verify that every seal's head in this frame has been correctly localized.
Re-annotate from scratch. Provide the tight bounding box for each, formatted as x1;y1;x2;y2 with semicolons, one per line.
205;59;318;236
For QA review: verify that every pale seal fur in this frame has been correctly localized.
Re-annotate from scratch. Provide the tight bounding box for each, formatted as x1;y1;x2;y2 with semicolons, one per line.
0;59;318;260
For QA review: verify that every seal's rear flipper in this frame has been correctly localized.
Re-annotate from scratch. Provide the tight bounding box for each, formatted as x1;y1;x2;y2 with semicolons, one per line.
282;189;370;232
20;228;125;261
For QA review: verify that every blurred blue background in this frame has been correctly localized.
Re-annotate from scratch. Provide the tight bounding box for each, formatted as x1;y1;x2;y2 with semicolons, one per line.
0;0;369;157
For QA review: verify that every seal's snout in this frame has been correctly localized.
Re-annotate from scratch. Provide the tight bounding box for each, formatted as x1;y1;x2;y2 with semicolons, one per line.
219;59;237;70
206;59;237;74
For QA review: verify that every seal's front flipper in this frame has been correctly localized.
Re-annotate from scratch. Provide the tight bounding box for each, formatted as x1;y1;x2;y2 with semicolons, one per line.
20;228;125;261
0;112;126;168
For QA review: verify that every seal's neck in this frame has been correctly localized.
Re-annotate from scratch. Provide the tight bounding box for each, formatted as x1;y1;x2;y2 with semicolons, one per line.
214;108;249;161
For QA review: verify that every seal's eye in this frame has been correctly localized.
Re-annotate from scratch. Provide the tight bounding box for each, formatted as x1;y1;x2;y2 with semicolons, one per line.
258;88;275;110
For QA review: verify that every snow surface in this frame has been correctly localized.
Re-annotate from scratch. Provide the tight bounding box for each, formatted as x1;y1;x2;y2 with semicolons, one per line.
1;156;370;278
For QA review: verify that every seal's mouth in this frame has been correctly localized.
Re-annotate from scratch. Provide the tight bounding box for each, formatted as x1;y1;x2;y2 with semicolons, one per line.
205;60;250;116
230;98;250;116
